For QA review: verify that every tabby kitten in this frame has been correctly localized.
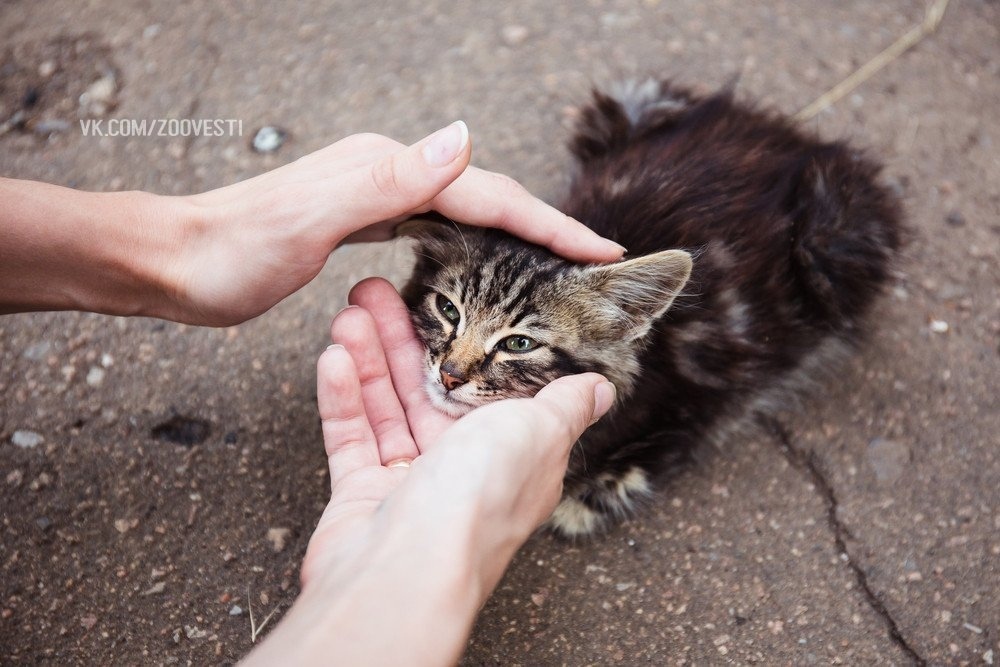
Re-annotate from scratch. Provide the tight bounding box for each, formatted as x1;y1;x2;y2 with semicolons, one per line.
401;79;902;537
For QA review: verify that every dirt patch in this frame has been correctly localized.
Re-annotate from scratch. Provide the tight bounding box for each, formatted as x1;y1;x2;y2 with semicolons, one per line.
0;33;119;138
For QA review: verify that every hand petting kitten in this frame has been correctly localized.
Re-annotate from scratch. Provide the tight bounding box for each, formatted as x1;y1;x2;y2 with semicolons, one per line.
0;122;624;326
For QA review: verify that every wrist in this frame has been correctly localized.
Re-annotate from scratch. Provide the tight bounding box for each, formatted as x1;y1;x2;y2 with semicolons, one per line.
247;519;482;667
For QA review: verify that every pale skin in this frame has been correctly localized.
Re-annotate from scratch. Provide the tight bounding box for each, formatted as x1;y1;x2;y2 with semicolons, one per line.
0;120;624;325
1;123;621;663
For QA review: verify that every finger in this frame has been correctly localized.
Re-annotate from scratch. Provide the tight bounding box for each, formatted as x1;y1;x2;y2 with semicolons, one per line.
331;121;472;234
317;345;380;488
531;373;616;455
347;278;455;443
428;166;626;264
330;305;420;464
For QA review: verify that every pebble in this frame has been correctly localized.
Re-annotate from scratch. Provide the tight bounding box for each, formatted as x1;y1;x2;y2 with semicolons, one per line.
963;622;983;634
251;126;286;153
36;516;52;530
267;527;291;553
141;581;166;596
945;210;966;227
22;341;51;360
143;23;162;39
33;119;71;135
229;605;243;616
929;320;949;334
86;367;106;387
38;60;57;78
985;649;994;665
866;438;909;483
79;75;116;116
501;24;529;46
11;430;44;448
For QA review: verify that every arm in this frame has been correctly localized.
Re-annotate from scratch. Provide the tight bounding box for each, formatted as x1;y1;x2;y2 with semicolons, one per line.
1;122;624;326
241;280;614;665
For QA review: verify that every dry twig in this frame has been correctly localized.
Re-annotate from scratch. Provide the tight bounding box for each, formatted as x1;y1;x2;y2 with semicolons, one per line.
796;0;951;121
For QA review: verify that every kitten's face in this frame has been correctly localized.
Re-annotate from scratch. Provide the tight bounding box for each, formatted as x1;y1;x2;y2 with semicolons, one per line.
401;222;692;417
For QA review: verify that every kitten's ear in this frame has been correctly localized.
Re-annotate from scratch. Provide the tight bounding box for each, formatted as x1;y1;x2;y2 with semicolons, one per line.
394;215;463;253
582;249;692;341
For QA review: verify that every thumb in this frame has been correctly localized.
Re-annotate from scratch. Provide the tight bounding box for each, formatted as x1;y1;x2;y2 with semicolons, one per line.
336;121;471;230
531;373;617;454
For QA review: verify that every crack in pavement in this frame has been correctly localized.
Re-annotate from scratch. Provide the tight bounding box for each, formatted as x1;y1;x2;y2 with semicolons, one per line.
761;416;926;666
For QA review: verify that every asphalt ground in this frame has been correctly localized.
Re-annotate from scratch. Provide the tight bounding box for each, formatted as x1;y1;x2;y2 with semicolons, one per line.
1;0;998;663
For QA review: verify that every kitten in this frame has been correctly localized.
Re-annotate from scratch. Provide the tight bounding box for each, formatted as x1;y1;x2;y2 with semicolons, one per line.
400;79;902;537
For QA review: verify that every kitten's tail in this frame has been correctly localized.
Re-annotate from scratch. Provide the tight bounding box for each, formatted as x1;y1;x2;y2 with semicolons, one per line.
788;145;904;324
570;78;698;163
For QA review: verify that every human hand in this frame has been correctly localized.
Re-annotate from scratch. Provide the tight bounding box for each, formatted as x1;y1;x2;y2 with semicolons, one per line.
241;279;614;666
166;122;625;326
301;277;616;589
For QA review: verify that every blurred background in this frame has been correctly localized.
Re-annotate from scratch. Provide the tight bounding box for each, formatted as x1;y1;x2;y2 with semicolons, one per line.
1;0;997;663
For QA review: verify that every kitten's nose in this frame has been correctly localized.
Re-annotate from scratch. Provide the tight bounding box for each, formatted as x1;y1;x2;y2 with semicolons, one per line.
439;363;467;391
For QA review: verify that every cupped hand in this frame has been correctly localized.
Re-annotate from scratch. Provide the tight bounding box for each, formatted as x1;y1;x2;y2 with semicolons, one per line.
169;123;624;326
299;278;616;594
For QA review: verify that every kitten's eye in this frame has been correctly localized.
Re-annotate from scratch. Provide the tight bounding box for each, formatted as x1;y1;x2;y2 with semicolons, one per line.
436;294;461;323
502;335;539;352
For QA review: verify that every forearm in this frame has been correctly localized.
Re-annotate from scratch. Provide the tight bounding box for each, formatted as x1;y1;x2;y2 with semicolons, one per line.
0;178;194;320
245;518;486;666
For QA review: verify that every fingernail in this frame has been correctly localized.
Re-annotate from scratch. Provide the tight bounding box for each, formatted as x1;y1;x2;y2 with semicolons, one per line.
326;343;345;351
592;381;616;423
335;305;360;317
422;120;469;167
385;458;413;469
608;241;628;256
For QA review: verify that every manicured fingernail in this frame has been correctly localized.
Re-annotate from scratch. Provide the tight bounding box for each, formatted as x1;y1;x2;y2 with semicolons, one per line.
608;241;627;256
422;120;469;167
592;381;616;423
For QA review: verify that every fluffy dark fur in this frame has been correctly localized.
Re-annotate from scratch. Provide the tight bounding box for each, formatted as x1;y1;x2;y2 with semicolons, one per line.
401;79;902;537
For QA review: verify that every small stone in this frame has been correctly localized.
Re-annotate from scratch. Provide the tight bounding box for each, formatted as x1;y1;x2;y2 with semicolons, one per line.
30;472;52;491
929;319;949;334
615;582;636;592
6;469;23;487
229;605;243;616
984;648;994;665
12;430;44;448
80;614;98;630
35;516;52;531
530;592;546;607
86;367;106;387
940;609;952;623
267;527;291;553
33;119;71;135
80;76;116;116
23;341;51;360
964;622;984;634
945;210;966;227
184;625;207;639
867;438;909;483
501;24;529;46
114;518;138;534
141;581;166;596
143;24;162;39
251;126;286;153
101;353;114;368
38;60;56;78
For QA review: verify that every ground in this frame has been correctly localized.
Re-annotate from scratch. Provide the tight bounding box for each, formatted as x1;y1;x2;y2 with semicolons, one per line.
1;0;998;664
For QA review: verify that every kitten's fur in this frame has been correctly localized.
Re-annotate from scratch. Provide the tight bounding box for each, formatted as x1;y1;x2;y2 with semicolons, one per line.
401;79;902;537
